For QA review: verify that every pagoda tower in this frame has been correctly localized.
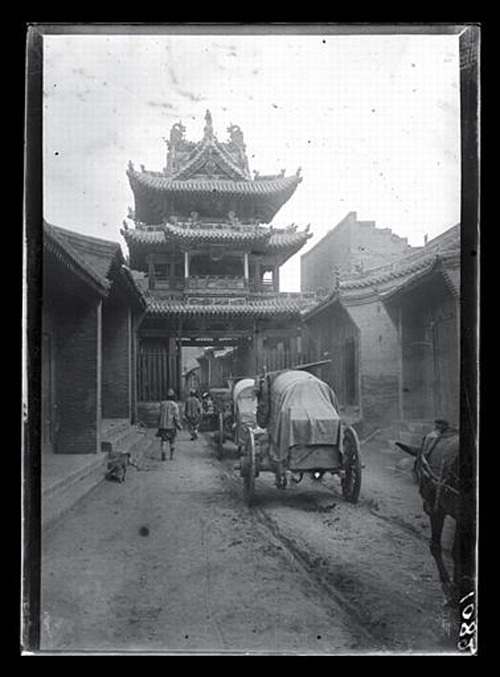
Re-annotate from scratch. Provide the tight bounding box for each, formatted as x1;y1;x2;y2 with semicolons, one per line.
122;110;314;402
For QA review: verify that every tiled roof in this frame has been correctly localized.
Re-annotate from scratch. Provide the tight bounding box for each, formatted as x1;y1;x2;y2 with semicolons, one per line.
303;226;460;317
339;226;460;291
128;168;302;224
380;255;460;303
164;111;252;182
43;221;111;294
170;136;251;182
266;230;312;253
44;221;147;308
441;261;460;298
48;223;123;279
119;264;148;310
146;297;303;319
162;222;271;246
121;228;165;245
121;223;312;254
128;167;301;198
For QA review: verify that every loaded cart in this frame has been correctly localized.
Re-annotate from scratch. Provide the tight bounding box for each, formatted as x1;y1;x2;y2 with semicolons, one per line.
238;369;362;506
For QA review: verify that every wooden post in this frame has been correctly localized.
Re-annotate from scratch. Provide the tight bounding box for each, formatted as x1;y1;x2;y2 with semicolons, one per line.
243;252;249;281
127;307;132;421
147;254;155;290
397;303;404;421
273;265;280;292
252;321;259;374
96;300;102;454
290;331;298;367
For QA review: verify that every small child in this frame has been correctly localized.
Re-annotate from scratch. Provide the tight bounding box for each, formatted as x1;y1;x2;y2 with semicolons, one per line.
156;389;182;460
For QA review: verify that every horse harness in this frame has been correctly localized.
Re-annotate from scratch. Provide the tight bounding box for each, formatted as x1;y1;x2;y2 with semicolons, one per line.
419;432;459;512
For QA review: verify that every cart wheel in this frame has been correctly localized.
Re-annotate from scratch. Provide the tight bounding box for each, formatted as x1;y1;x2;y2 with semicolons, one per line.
243;429;256;507
216;413;224;460
341;425;362;503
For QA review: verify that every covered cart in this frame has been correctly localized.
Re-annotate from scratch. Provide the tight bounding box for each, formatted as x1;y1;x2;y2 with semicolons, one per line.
239;370;361;506
232;378;261;450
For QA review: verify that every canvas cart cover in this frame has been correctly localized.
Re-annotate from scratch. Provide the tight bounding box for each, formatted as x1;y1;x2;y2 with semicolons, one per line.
268;371;340;462
233;379;257;426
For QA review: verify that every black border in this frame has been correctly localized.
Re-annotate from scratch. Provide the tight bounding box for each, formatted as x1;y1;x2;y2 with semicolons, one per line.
22;22;481;655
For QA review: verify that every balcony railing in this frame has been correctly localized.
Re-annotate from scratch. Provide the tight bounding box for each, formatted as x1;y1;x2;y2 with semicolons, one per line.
249;279;276;293
185;276;249;292
152;279;185;291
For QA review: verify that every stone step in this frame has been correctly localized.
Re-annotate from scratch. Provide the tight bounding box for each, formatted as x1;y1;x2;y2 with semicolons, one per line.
42;454;108;529
101;418;130;438
112;429;147;456
101;421;147;455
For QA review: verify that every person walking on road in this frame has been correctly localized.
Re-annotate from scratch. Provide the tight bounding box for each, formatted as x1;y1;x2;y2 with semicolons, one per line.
185;389;202;441
156;389;182;460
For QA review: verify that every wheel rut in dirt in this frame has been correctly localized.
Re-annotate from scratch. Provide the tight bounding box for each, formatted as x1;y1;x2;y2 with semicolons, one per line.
219;457;456;653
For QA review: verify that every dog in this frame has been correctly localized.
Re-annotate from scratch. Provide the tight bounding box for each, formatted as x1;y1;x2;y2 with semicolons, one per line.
105;452;138;483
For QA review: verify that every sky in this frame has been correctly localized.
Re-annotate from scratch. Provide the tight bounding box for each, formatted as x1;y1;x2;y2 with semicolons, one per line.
42;30;461;292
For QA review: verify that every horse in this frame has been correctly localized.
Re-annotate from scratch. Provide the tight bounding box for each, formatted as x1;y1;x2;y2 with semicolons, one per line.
396;421;461;606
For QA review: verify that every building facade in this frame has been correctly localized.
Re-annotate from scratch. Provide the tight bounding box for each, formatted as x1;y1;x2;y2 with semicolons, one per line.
301;224;460;431
42;222;146;456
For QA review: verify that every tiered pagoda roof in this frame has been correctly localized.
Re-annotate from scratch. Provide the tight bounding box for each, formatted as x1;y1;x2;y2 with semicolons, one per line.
126;110;303;225
123;110;313;322
121;220;311;270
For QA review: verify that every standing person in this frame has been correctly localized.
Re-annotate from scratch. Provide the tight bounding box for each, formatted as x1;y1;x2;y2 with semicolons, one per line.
185;389;202;441
156;389;182;460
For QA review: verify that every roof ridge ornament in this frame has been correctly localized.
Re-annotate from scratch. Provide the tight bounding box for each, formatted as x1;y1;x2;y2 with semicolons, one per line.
227;123;245;149
204;109;214;141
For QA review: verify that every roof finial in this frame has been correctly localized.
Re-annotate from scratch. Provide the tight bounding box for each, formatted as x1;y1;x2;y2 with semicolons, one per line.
204;109;214;140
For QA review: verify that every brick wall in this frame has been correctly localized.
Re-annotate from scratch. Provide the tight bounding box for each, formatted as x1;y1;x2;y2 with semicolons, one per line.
399;277;459;425
130;313;140;423
102;298;132;419
302;303;359;407
301;214;353;292
300;212;413;293
346;300;401;427
41;306;57;454
55;300;102;454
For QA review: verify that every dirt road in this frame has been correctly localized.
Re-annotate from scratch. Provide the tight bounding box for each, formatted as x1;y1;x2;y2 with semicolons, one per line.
40;430;460;655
